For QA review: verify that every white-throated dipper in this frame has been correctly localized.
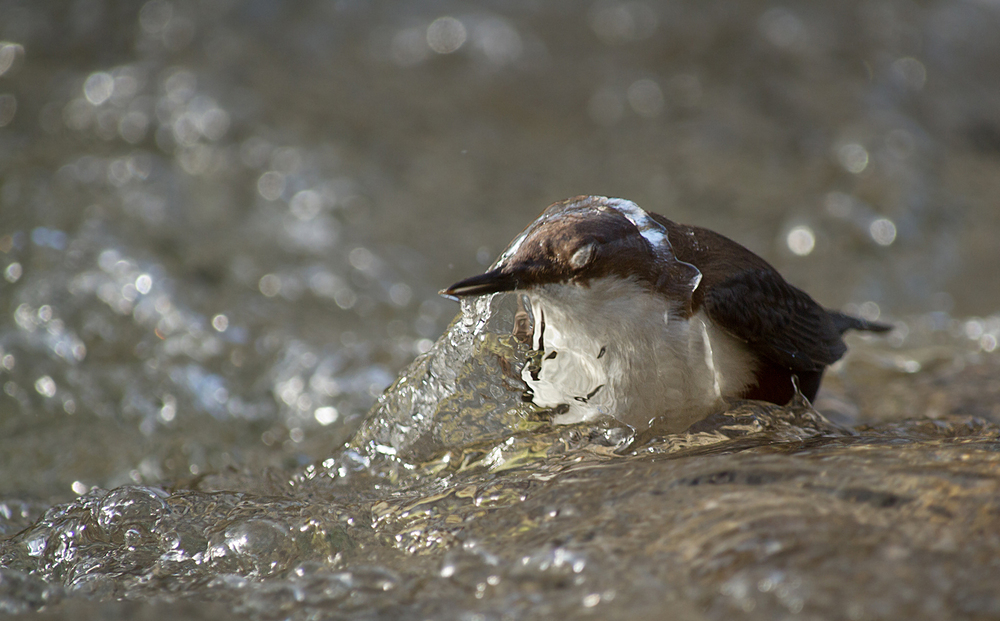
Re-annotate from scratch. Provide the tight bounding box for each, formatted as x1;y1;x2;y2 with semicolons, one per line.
442;196;890;431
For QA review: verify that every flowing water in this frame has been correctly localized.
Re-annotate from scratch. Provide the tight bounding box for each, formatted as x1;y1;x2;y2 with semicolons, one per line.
1;1;1000;619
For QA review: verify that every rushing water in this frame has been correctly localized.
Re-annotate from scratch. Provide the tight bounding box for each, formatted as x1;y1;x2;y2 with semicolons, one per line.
2;1;1000;619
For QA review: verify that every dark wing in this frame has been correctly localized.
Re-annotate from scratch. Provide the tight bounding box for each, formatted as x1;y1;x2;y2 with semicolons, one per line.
702;268;848;373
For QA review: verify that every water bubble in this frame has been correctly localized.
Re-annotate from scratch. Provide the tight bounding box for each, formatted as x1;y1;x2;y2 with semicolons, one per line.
786;225;816;256
427;17;467;54
96;486;169;536
208;519;297;576
84;72;115;105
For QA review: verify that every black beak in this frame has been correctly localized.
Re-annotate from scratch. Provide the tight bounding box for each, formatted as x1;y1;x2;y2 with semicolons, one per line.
440;268;520;299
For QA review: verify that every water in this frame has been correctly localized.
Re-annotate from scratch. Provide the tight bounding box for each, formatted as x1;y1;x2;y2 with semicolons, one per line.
2;1;1000;619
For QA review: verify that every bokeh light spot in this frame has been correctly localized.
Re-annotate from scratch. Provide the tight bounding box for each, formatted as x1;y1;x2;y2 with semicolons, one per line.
427;17;467;54
135;274;153;294
212;314;229;332
627;79;664;118
84;72;115;105
4;262;22;283
869;218;897;246
259;274;281;297
257;171;285;201
859;301;881;322
35;375;57;398
786;226;816;256
837;143;869;173
314;406;339;426
0;42;25;77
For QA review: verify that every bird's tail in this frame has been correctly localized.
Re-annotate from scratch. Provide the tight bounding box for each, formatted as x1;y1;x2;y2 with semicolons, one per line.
828;310;893;335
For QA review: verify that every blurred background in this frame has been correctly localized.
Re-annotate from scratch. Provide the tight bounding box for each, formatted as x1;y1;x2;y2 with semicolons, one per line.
1;0;999;504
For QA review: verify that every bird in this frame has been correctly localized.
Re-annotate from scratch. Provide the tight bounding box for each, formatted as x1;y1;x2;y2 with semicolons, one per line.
441;195;890;432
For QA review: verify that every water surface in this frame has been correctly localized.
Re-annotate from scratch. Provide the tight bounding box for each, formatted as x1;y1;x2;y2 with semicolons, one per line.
1;1;999;619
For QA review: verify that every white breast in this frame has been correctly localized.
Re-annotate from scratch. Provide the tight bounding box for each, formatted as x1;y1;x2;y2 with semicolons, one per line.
521;276;758;431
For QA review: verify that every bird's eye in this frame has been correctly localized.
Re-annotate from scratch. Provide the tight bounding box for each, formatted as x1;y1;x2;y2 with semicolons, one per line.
569;243;595;269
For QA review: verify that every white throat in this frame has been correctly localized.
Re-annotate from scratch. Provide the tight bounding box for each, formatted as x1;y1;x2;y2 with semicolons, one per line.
521;276;758;431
